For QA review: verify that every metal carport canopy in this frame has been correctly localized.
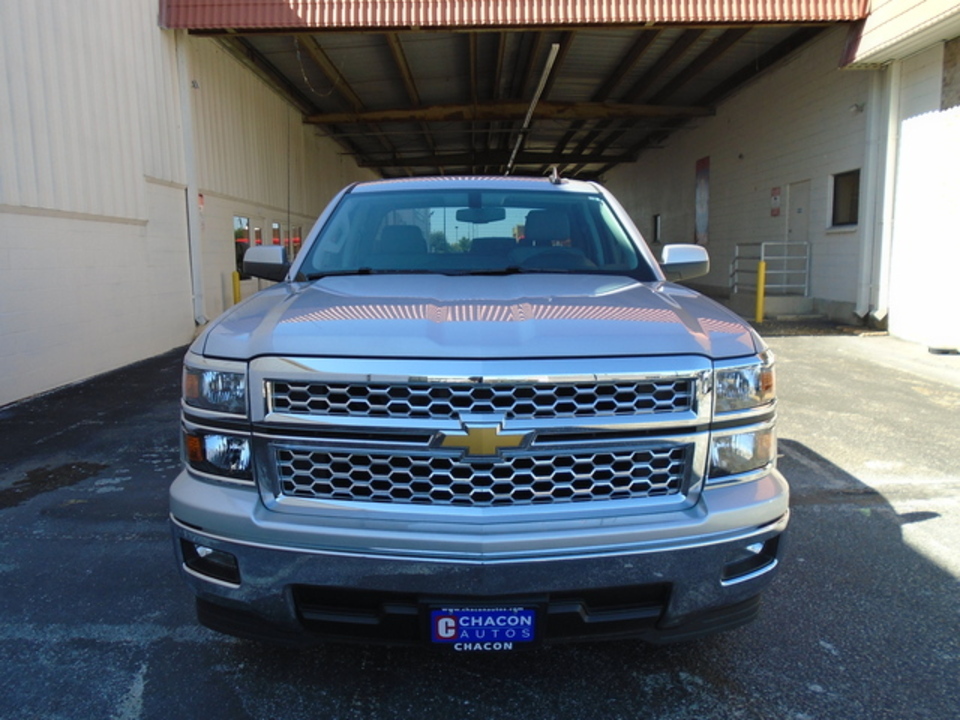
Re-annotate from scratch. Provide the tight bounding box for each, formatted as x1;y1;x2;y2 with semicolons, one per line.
160;0;869;178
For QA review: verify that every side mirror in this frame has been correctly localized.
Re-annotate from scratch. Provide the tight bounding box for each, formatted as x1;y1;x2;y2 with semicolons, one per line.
243;245;290;282
661;244;709;281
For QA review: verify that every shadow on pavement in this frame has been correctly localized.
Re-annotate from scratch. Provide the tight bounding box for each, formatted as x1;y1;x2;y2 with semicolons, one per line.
0;349;957;719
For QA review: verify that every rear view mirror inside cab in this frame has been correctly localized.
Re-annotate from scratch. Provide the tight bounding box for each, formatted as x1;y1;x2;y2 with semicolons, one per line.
456;207;506;224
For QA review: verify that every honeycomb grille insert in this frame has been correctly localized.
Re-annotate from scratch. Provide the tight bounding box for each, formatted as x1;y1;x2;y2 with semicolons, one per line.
276;445;688;507
269;378;695;420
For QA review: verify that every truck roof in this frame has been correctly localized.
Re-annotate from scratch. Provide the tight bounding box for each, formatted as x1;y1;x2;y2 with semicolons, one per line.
346;175;603;195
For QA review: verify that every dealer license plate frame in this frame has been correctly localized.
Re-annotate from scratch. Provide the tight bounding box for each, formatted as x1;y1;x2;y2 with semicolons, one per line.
426;603;541;651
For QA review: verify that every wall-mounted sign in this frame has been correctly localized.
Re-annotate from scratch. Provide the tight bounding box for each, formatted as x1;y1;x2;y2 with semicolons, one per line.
771;187;781;217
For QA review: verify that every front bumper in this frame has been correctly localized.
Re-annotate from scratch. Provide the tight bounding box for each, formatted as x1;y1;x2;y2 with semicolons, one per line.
170;468;789;646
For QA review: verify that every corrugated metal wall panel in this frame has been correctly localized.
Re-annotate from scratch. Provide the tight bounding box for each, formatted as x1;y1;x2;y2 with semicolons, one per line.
1;0;150;220
138;5;187;183
160;0;871;30
191;40;301;211
846;0;960;66
183;35;376;320
186;38;370;221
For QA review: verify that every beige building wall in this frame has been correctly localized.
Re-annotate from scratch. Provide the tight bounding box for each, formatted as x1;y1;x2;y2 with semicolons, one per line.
0;0;373;406
606;27;874;320
183;39;376;320
0;0;191;406
607;17;960;350
850;0;960;66
885;45;960;350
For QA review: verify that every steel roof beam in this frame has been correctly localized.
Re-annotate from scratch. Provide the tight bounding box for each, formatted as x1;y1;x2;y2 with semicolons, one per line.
386;32;438;174
589;28;751;160
355;149;627;169
552;28;661;171
297;35;399;160
217;37;317;115
569;29;705;164
305;100;712;124
215;36;365;162
591;27;827;177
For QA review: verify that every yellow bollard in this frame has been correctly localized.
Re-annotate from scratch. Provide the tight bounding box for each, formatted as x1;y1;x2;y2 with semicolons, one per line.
232;271;241;305
755;260;767;324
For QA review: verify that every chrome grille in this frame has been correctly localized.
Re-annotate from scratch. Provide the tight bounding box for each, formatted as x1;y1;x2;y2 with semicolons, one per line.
269;378;695;420
276;445;688;507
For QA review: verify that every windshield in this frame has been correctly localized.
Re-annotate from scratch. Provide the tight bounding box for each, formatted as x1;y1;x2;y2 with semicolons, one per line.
296;188;658;281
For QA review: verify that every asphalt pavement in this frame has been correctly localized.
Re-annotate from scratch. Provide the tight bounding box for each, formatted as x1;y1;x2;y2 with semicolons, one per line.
0;331;958;720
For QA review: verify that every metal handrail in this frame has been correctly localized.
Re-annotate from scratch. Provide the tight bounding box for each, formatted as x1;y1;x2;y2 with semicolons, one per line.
730;242;809;296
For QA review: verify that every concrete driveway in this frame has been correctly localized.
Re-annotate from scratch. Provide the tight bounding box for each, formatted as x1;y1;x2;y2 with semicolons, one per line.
0;331;957;719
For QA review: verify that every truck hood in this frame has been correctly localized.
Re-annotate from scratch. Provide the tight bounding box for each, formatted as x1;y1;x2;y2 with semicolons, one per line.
198;274;759;360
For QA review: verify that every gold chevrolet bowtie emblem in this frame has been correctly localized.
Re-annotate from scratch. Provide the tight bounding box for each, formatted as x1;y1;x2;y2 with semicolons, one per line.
439;423;530;457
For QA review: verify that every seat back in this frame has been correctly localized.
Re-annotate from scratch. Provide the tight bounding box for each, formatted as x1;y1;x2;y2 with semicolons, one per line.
376;225;427;254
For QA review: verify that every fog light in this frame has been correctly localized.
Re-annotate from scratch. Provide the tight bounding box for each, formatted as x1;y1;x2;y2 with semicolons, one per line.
181;540;241;586
183;431;253;481
721;537;780;585
708;425;776;482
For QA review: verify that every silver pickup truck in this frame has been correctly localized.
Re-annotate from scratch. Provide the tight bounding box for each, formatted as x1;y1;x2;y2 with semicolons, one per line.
170;175;787;651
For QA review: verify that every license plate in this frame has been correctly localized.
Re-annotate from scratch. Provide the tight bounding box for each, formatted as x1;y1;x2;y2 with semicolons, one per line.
429;606;537;651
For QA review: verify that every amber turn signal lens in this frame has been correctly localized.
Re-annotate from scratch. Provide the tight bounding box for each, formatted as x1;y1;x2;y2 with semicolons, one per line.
185;433;204;464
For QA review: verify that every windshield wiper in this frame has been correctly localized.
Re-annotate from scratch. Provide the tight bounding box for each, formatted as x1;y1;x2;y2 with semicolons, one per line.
445;266;528;276
299;268;378;281
301;266;572;280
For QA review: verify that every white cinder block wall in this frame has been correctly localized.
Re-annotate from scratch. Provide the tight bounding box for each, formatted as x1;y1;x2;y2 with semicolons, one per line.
606;27;874;320
0;0;374;406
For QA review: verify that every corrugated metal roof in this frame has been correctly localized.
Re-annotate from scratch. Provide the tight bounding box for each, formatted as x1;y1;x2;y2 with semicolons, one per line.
159;0;870;31
159;2;866;179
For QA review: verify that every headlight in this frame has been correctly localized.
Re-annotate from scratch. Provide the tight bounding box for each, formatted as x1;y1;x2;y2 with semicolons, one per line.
714;350;775;414
183;363;247;415
184;431;253;481
708;425;776;483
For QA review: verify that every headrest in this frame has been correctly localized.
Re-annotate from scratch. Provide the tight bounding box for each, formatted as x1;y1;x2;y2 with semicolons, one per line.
524;210;570;246
377;225;427;254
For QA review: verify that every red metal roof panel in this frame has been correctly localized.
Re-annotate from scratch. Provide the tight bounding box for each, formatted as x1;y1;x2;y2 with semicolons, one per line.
159;1;871;31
